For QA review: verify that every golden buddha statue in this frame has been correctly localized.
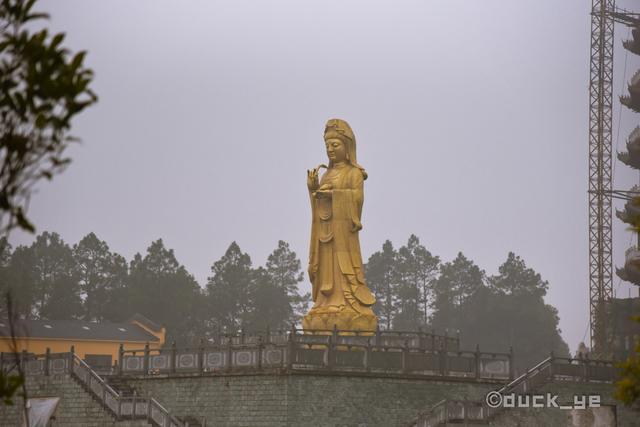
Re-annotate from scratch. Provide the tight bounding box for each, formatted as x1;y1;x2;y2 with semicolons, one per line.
303;119;378;331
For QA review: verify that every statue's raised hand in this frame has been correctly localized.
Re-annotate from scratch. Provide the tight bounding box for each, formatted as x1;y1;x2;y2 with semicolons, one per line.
307;168;319;191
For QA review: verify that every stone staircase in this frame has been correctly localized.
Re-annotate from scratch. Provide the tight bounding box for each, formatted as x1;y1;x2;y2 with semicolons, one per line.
0;373;150;427
104;376;205;427
409;355;617;427
69;353;193;426
0;351;202;427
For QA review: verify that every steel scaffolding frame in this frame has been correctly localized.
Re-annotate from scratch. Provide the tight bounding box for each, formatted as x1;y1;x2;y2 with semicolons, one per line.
588;0;615;356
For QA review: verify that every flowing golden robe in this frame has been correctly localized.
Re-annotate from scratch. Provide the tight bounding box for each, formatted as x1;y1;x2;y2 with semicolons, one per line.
304;162;377;331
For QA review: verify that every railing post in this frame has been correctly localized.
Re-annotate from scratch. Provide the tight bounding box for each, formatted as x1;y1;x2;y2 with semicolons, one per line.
117;391;122;419
44;347;50;376
439;347;446;376
401;339;409;373
431;329;436;351
132;390;137;418
143;343;150;375
171;341;177;374
226;336;233;372
462;398;467;423
146;394;152;421
456;330;461;351
198;338;205;375
548;350;555;380
326;333;334;370
241;328;246;345
375;325;381;346
474;344;480;379
20;349;26;374
287;325;295;370
417;327;424;350
365;338;371;372
583;354;590;381
118;344;124;376
508;346;514;380
68;346;75;374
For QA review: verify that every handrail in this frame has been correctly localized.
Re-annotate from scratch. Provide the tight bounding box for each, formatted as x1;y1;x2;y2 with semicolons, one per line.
496;356;552;395
115;339;512;385
150;397;184;426
119;343;499;357
70;352;186;427
413;399;485;427
72;354;120;397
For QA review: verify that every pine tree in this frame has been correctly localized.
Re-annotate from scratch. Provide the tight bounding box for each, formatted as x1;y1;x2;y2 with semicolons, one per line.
73;232;127;321
394;235;439;330
264;240;309;327
431;252;485;331
206;242;254;333
365;240;398;330
11;232;82;319
127;239;203;344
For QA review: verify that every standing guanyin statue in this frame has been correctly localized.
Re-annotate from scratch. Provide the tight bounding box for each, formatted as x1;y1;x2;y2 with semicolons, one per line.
303;119;378;331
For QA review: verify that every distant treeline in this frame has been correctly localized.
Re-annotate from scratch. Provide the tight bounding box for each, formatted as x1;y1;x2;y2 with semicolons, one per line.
0;232;569;370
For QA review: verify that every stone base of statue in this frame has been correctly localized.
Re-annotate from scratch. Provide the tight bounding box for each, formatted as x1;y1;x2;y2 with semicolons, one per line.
302;306;377;331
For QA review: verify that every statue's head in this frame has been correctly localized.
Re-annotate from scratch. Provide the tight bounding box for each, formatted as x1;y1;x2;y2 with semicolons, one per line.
324;119;366;178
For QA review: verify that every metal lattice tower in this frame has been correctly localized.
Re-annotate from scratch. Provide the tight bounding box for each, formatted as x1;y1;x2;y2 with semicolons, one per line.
588;0;615;356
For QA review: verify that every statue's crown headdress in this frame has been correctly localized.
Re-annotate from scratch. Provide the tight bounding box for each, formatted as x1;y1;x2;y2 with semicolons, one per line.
324;118;355;142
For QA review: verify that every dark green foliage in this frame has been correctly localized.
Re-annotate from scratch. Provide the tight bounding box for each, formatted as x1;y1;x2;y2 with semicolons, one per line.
433;251;569;372
2;233;309;343
1;243;35;316
615;316;640;407
264;240;309;327
454;287;569;372
431;252;485;331
489;251;549;297
365;238;570;371
6;231;82;319
73;232;127;321
0;0;97;234
393;235;439;330
365;240;397;330
2;230;570;373
244;267;292;333
206;240;308;334
0;372;22;405
126;239;203;345
206;242;254;333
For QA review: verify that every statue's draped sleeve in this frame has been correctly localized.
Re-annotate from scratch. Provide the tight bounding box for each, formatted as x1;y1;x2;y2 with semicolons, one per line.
333;168;374;307
308;167;374;306
308;184;320;301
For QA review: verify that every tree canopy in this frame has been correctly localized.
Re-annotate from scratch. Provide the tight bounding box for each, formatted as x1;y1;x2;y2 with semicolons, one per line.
0;0;97;235
1;229;572;374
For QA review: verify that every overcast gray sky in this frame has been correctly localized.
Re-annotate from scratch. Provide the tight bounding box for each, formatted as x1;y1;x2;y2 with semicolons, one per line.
12;0;640;353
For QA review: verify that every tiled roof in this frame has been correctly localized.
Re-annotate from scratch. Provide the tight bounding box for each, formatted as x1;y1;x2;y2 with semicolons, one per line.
0;318;160;342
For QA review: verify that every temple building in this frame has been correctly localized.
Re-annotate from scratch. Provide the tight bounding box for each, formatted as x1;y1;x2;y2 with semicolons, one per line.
0;314;165;371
